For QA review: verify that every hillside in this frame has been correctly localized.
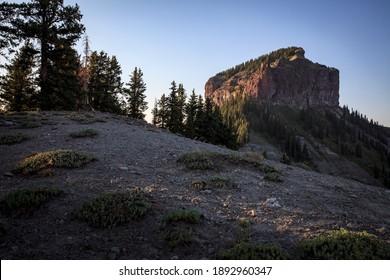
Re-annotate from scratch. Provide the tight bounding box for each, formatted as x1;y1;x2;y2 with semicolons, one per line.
205;47;390;187
1;111;389;259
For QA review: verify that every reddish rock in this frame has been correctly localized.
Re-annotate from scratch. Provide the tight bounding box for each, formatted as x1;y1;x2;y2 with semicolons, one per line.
205;49;339;108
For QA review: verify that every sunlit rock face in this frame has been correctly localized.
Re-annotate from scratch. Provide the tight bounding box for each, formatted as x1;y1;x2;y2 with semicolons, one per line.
205;48;339;108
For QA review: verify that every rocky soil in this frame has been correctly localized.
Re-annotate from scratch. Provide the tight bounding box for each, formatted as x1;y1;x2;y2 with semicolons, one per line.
1;111;389;259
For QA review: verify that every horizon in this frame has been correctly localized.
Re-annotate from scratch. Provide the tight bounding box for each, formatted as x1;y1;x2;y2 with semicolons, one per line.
7;0;390;126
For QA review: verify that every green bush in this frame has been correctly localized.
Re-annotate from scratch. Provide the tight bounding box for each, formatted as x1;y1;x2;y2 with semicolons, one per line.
177;151;216;170
0;186;61;212
163;209;201;224
12;150;95;176
0;134;30;145
178;151;282;180
70;129;99;138
210;176;229;188
74;189;151;229
301;228;390;260
164;226;193;248
218;242;289;260
264;172;283;182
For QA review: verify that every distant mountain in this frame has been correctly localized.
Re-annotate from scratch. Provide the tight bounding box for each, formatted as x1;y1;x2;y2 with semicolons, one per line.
204;47;390;187
205;47;339;109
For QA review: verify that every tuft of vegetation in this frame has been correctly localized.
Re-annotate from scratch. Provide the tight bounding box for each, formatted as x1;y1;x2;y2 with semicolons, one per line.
164;226;193;248
264;172;283;182
74;189;151;229
0;134;30;145
12;150;95;176
237;217;251;228
162;209;201;248
177;151;216;170
69;129;99;138
67;113;105;124
178;151;282;180
191;180;207;190
163;209;201;224
0;186;61;212
300;228;390;260
218;242;290;260
210;176;229;188
18;119;41;128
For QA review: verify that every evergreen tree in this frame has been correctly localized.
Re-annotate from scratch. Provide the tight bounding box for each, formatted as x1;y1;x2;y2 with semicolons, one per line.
194;94;205;138
124;67;147;119
184;89;198;138
151;98;158;125
88;51;123;114
46;40;82;110
156;94;169;129
0;0;84;110
166;81;181;133
0;42;37;111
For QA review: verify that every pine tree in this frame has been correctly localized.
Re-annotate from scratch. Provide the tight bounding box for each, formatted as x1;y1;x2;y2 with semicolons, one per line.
152;98;158;125
46;40;82;110
166;81;181;133
124;67;147;119
194;94;205;139
0;42;37;111
156;94;169;129
0;0;84;110
88;51;123;114
184;89;198;138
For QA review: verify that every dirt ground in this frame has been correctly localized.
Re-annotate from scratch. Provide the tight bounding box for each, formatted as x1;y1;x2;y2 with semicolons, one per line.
1;111;389;259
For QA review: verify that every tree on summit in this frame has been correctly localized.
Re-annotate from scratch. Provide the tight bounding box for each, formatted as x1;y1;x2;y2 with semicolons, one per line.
0;0;85;110
124;67;148;119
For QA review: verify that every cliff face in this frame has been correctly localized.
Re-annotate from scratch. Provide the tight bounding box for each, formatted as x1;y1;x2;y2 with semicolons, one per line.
205;48;339;108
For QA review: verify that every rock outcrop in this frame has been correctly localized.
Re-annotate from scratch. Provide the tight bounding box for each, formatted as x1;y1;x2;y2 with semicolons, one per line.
205;47;339;108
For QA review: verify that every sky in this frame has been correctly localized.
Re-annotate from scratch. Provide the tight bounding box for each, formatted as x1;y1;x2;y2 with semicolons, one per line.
65;0;390;125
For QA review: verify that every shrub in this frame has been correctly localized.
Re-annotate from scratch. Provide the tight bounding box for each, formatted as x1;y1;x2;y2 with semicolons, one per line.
74;189;151;229
218;242;289;260
210;176;229;188
164;226;193;248
70;129;99;138
12;150;95;176
0;186;61;212
300;228;390;260
0;134;30;145
264;172;282;182
191;180;207;190
177;151;215;170
163;209;201;224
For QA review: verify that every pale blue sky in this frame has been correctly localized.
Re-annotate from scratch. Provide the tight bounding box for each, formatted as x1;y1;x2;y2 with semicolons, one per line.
67;0;390;125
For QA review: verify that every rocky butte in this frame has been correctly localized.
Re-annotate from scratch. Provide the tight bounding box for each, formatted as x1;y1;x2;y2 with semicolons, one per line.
205;47;340;108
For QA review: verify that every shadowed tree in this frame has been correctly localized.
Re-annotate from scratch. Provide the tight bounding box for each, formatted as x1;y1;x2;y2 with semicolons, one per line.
124;67;147;119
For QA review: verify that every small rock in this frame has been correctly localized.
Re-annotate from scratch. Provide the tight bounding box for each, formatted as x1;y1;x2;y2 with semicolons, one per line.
11;246;19;252
170;256;179;260
59;219;66;225
265;197;281;208
119;166;129;171
201;190;212;195
111;247;121;254
3;172;14;178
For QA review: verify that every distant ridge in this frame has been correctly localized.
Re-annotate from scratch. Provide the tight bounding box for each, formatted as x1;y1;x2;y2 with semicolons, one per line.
205;47;339;109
